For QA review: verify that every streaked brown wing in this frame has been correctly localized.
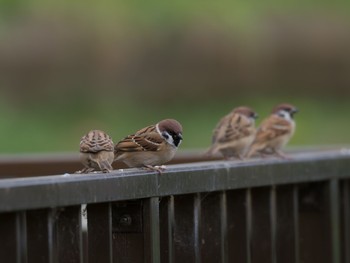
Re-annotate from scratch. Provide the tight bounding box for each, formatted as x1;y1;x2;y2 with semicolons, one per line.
212;116;226;144
134;132;163;151
215;114;249;143
254;127;276;143
134;125;154;135
114;135;144;152
115;125;163;153
255;117;291;143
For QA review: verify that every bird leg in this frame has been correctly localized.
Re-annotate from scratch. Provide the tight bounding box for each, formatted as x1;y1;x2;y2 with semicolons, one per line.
98;160;113;173
236;154;245;161
273;150;291;160
259;152;270;159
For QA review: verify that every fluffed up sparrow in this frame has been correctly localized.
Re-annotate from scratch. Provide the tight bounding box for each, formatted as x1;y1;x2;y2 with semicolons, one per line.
114;119;183;173
246;103;298;159
206;106;258;160
78;130;114;173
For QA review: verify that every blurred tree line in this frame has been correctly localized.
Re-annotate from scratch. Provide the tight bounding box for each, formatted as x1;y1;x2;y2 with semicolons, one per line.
1;1;349;106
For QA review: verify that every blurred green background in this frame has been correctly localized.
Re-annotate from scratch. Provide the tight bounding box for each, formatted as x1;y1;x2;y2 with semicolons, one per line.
0;0;349;153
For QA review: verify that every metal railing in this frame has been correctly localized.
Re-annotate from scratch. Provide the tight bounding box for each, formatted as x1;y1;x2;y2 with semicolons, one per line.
0;149;349;263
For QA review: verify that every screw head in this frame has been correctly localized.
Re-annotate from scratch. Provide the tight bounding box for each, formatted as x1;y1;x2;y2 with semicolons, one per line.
119;214;132;226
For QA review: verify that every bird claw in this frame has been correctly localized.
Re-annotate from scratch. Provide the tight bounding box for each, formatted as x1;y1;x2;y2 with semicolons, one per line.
75;168;96;174
76;164;113;174
143;165;166;174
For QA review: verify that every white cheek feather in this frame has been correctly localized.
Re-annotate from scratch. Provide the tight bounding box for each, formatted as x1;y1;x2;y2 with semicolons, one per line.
156;124;176;147
278;110;292;122
164;131;175;146
156;123;161;135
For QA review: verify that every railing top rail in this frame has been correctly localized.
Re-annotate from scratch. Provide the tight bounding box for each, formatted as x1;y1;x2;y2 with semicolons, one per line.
0;149;349;212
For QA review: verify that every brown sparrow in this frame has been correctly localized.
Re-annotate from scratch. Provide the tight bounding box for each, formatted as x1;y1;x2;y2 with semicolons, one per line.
246;103;298;159
114;119;183;173
206;106;258;160
78;130;114;173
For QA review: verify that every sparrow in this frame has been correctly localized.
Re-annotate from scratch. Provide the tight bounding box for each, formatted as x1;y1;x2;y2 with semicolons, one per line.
78;130;114;173
206;106;258;160
245;103;298;159
114;119;183;173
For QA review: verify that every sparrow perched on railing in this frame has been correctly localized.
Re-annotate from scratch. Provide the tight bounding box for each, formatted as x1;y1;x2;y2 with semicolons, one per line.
78;130;114;173
114;119;183;173
246;103;298;159
206;106;258;160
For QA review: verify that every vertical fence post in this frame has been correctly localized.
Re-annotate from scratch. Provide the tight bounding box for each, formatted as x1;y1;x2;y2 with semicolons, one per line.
342;180;350;263
293;185;300;263
270;186;277;263
329;179;341;263
144;197;161;263
160;196;174;263
220;191;228;263
246;188;252;263
167;196;175;263
194;193;201;263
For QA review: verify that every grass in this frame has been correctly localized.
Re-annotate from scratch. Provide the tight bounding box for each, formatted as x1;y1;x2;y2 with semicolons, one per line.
1;0;349;32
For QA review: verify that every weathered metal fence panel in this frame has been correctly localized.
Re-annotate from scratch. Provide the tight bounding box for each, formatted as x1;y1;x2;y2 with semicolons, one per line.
0;150;349;263
226;189;248;262
26;209;54;263
87;202;113;263
172;194;198;262
55;206;83;263
199;192;224;263
341;180;350;263
0;212;22;262
275;185;299;263
250;187;275;263
112;201;146;263
298;182;332;263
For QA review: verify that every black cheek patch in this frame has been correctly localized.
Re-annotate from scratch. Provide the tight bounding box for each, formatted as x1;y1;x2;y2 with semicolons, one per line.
172;135;182;147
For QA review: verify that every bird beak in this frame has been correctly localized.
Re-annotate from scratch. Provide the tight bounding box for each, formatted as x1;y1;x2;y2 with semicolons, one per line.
290;108;298;117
